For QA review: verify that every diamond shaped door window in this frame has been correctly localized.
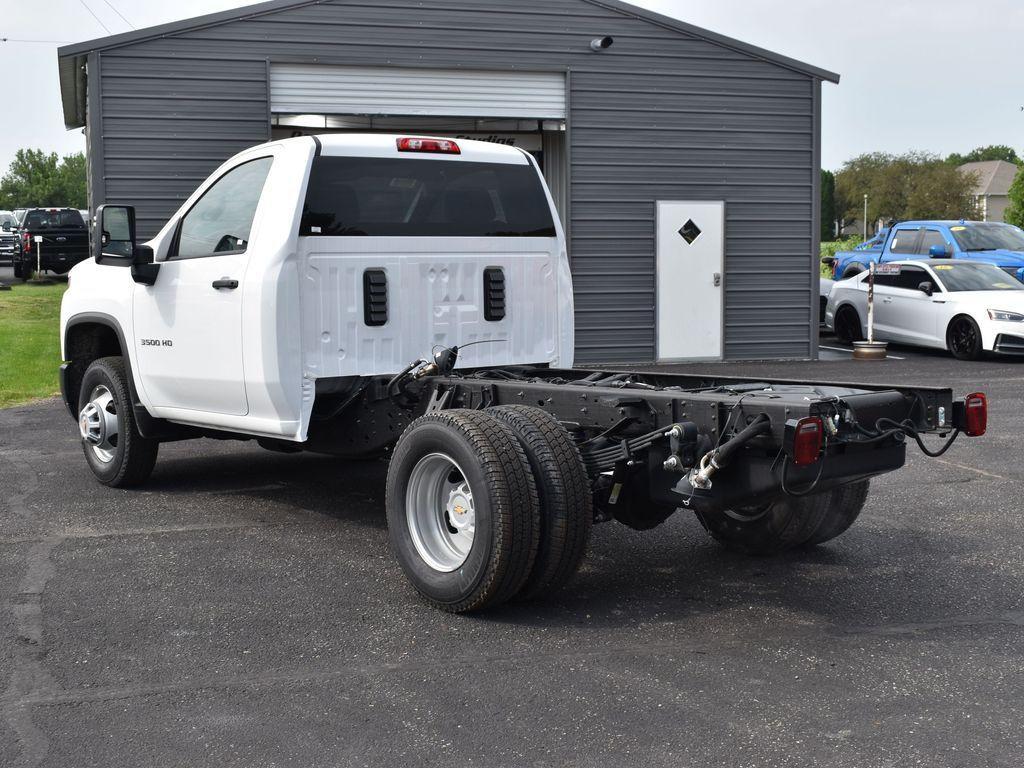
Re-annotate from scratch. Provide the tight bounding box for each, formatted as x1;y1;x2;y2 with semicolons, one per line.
678;219;702;245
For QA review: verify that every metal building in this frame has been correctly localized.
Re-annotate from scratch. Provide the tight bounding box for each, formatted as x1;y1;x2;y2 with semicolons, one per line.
57;0;839;364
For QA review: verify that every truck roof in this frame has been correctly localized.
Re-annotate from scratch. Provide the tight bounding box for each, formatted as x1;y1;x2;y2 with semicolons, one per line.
893;220;1015;228
285;133;531;165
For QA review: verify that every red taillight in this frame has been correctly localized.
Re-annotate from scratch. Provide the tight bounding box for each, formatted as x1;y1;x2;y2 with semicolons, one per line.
396;137;461;155
963;393;987;437
787;417;824;466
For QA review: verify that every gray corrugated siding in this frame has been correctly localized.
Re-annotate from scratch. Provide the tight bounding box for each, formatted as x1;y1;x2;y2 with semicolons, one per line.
91;0;819;363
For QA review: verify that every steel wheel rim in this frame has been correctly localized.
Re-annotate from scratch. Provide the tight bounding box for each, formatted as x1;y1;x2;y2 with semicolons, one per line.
406;453;476;573
951;320;977;357
79;384;119;464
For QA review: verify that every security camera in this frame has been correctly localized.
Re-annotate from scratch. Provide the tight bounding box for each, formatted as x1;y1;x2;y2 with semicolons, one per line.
590;36;614;51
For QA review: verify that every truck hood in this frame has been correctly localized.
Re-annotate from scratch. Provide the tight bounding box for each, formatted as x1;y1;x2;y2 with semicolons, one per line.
957;249;1024;267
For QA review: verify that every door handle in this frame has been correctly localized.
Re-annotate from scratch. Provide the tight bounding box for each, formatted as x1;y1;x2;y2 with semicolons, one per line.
212;278;239;290
713;273;722;288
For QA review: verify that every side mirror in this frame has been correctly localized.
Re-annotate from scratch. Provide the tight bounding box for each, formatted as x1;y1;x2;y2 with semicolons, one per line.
918;281;935;297
929;244;950;258
1;223;10;232
94;205;136;264
1017;267;1024;284
94;204;159;285
821;256;836;267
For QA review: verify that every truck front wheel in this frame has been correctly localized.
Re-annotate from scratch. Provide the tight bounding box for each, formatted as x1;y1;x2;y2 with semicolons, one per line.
386;410;540;613
695;492;833;556
77;357;159;488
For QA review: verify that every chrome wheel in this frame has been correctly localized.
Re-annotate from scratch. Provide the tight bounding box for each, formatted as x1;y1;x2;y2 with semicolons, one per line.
406;453;476;572
79;384;119;464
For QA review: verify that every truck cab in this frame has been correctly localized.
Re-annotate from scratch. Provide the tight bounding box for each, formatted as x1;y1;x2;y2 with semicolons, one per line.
61;135;574;441
830;221;1024;282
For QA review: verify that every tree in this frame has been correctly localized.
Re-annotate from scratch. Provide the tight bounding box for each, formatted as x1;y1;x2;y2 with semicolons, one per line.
0;149;88;210
947;145;1021;166
820;169;836;241
1006;166;1024;228
835;152;978;229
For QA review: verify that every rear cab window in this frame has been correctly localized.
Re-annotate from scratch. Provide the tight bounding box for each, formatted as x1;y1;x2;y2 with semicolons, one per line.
24;210;86;230
300;157;556;238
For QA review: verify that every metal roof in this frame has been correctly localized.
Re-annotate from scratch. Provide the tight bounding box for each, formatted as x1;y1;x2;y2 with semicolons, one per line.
959;160;1020;198
57;0;840;129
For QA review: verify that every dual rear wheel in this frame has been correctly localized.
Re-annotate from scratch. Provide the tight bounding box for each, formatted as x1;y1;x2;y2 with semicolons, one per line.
386;407;592;613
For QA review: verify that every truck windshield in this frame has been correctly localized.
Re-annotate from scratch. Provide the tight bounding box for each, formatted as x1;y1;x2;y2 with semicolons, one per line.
24;210;86;230
933;263;1024;292
300;157;556;237
950;223;1024;252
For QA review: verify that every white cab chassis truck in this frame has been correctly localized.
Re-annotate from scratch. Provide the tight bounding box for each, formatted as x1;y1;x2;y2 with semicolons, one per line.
60;135;988;613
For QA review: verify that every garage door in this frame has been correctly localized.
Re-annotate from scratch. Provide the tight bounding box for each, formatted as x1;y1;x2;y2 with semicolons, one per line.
270;64;566;119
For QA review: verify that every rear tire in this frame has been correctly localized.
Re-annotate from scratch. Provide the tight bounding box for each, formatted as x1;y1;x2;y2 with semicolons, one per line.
12;260;25;279
386;410;540;613
78;357;159;488
695;492;833;556
802;480;870;547
487;406;592;601
834;305;864;344
947;316;983;361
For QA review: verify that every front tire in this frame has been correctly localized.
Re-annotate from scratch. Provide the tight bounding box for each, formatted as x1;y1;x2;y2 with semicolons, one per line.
386;410;540;613
947;316;983;361
77;357;159;488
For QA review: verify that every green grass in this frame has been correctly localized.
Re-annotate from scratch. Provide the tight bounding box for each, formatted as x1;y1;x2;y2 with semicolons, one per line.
0;282;67;407
820;237;862;278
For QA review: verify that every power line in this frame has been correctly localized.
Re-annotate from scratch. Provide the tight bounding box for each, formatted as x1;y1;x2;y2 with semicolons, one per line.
76;0;111;34
100;0;134;29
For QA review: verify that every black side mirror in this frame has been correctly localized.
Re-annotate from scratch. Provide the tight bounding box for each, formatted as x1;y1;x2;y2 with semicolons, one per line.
821;256;836;267
94;204;160;285
94;205;136;264
918;281;935;297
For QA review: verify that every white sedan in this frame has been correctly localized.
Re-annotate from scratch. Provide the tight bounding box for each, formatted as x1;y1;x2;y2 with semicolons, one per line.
825;260;1024;360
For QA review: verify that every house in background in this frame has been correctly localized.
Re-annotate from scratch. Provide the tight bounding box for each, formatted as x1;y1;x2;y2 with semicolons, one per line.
960;160;1019;222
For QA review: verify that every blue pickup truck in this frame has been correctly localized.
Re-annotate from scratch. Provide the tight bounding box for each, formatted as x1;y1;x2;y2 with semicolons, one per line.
827;221;1024;281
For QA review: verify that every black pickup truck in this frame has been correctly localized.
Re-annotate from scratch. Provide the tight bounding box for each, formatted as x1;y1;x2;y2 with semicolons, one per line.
13;208;90;278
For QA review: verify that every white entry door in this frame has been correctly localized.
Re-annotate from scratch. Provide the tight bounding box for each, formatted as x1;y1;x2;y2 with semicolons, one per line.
657;201;725;362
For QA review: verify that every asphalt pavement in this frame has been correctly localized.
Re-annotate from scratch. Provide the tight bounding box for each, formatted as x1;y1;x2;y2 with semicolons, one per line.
2;354;1024;767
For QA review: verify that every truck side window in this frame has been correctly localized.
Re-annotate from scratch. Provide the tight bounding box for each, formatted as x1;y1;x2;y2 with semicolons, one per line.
918;229;947;255
174;157;273;259
889;229;920;255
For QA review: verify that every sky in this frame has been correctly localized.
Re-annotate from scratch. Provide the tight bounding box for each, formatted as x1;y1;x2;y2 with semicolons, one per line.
1;0;1022;173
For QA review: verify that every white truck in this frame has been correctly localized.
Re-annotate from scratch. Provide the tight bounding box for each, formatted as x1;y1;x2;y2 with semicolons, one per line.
60;135;988;613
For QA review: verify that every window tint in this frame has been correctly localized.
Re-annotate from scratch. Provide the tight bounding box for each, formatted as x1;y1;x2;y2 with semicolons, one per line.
300;157;557;238
873;273;900;288
24;210;85;230
934;263;1024;292
950;223;1024;252
176;157;273;258
918;229;947;255
894;266;927;290
889;229;920;255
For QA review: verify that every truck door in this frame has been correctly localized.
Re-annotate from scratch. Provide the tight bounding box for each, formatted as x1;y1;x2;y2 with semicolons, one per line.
132;157;274;416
